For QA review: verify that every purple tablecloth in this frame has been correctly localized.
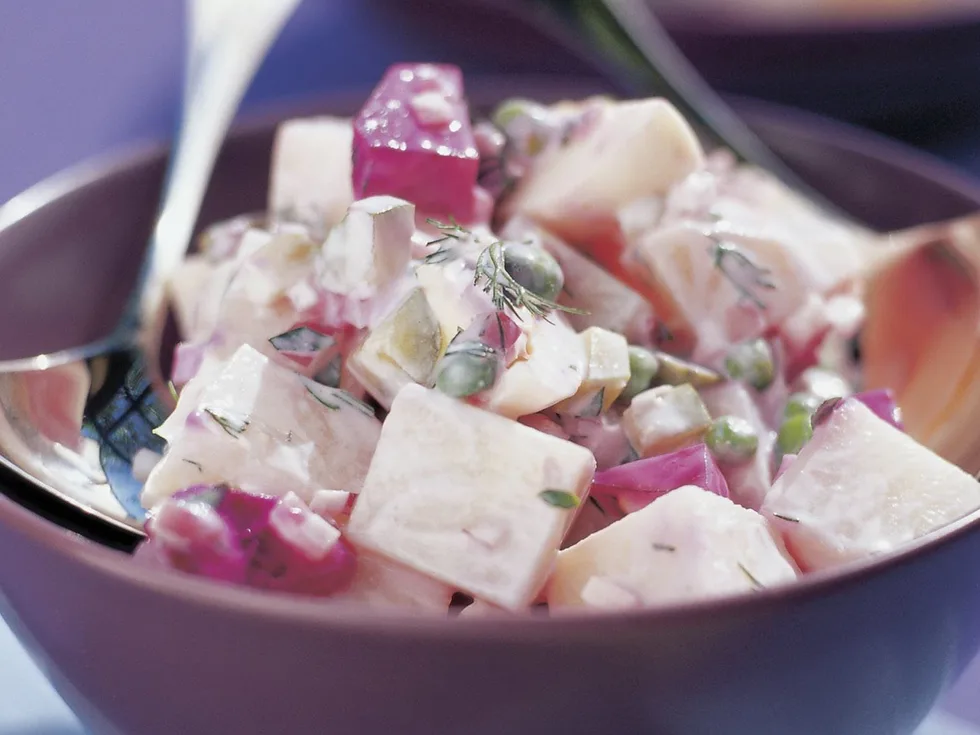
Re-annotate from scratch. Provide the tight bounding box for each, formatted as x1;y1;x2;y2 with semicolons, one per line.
0;1;977;732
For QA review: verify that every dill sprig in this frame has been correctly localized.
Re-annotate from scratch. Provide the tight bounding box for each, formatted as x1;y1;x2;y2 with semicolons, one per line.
425;217;468;245
473;241;585;322
738;562;765;590
203;407;249;437
422;217;468;265
708;235;777;310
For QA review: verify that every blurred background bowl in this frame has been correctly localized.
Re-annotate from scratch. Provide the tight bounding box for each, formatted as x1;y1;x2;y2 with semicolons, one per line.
654;0;980;136
3;77;980;735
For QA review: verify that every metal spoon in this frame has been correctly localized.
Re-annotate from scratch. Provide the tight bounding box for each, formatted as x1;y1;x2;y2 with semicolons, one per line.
0;0;301;543
0;0;301;374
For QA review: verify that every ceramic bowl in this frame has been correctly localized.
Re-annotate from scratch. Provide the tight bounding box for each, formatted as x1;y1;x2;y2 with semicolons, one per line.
3;79;980;735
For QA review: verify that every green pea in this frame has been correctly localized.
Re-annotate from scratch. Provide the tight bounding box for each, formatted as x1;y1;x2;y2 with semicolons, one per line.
724;339;775;391
620;346;660;403
776;413;813;457
705;415;759;464
784;392;822;420
435;348;499;398
502;241;564;302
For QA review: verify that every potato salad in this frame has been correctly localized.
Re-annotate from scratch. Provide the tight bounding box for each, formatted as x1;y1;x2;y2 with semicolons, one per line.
133;63;980;615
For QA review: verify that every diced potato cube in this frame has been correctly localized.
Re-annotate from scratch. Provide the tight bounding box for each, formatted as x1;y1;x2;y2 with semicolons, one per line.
625;166;869;361
628;224;809;361
167;255;221;342
143;345;382;510
319;196;415;297
548;485;797;610
347;287;444;409
202;228;321;362
268;116;354;233
504;98;703;251
555;327;630;415
347;385;596;610
485;314;586;419
762;399;980;572
335;549;454;613
501;219;655;343
623;384;711;457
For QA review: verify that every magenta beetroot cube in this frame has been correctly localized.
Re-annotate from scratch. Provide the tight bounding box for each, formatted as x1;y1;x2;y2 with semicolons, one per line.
353;63;479;220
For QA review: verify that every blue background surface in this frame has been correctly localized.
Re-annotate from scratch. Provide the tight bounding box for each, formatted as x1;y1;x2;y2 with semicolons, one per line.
1;1;979;732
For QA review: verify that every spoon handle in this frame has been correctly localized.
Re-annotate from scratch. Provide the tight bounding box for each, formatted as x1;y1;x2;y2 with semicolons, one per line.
536;0;853;221
135;0;302;364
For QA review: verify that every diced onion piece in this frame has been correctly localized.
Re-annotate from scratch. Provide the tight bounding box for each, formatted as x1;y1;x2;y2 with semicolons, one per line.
590;443;729;514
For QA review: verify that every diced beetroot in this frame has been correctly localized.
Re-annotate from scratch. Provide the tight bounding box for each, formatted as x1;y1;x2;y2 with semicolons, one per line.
144;495;249;585
590;443;729;514
853;389;904;430
353;63;479;221
143;486;356;597
246;493;357;596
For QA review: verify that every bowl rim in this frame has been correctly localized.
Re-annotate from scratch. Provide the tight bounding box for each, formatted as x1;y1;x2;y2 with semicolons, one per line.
656;3;980;37
4;85;980;638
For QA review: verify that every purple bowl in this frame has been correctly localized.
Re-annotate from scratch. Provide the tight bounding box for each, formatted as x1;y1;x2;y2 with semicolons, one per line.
3;78;980;735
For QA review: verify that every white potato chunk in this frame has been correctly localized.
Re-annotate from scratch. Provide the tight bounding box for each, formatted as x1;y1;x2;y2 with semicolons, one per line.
268;116;354;233
762;399;980;571
347;385;596;610
486;314;585;419
335;549;454;613
626;166;869;361
457;600;512;619
555;327;630;415
167;255;220;342
548;485;797;610
143;345;381;510
505;98;704;247
623;384;711;457
501;218;655;343
204;227;320;362
319;196;415;297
